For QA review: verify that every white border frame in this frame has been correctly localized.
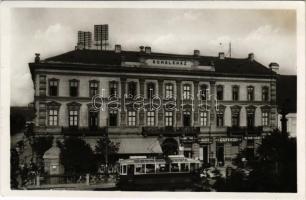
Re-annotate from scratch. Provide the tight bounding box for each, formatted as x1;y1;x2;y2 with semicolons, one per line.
0;1;305;200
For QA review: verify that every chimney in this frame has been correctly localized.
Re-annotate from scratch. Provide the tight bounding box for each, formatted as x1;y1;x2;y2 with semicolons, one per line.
35;53;40;63
139;46;145;52
248;53;254;62
269;62;279;73
115;44;121;53
145;46;151;54
219;52;225;60
194;50;200;56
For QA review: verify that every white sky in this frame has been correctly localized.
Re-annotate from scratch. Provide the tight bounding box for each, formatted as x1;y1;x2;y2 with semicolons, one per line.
10;8;296;106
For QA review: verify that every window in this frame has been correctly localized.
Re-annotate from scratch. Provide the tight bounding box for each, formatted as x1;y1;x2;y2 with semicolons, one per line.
232;112;240;127
200;84;208;100
171;163;179;172
128;81;137;98
232;86;239;101
145;164;155;174
48;109;58;126
109;110;118;127
183;84;191;100
109;81;118;97
165;83;174;99
49;79;58;96
216;85;223;100
247;86;254;101
147;82;155;99
69;80;79;97
165;111;173;127
89;81;99;97
135;164;145;174
262;86;269;101
146;111;155;126
200;111;208;126
128;111;136;126
216;113;224;127
69;110;79;127
262;112;269;126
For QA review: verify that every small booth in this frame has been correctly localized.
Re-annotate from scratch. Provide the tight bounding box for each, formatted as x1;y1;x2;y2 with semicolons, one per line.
43;140;64;184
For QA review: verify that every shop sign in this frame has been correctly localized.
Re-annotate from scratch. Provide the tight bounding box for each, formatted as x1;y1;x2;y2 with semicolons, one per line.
244;136;261;140
215;137;242;143
198;137;213;144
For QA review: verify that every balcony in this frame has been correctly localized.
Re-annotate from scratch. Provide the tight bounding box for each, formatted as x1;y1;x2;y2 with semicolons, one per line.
142;126;200;137
227;127;246;136
61;127;107;136
227;126;263;137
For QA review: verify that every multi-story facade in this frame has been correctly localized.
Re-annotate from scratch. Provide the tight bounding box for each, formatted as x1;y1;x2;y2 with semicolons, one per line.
29;45;278;167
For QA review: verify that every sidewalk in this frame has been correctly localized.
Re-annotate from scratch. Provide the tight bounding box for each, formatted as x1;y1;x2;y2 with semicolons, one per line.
26;182;117;190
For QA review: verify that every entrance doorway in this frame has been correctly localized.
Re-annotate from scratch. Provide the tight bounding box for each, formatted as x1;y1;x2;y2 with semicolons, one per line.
183;111;191;127
202;146;209;165
216;143;224;166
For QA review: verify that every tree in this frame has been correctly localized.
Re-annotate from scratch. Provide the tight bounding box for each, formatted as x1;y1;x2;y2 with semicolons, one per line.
10;113;26;135
59;137;97;175
30;136;53;172
247;130;297;192
95;137;119;165
226;129;297;192
11;148;20;189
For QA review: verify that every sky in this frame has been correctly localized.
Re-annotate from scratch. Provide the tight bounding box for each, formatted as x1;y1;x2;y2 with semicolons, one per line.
9;8;296;106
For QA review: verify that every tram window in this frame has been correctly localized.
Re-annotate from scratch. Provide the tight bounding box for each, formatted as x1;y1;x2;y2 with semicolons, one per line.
190;163;195;172
180;163;189;172
171;163;179;172
145;164;155;174
135;164;145;174
121;165;127;174
156;164;169;173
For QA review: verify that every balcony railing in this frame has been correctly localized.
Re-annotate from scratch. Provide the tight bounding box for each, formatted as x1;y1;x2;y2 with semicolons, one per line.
61;127;107;136
227;126;263;136
142;126;200;137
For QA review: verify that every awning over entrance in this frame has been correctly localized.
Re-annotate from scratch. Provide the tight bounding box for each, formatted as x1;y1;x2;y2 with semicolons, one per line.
113;137;163;154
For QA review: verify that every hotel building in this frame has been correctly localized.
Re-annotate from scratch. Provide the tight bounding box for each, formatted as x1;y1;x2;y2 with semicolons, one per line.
29;44;279;167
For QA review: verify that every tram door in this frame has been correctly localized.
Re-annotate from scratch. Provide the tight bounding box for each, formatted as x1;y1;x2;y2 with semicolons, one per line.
127;165;134;176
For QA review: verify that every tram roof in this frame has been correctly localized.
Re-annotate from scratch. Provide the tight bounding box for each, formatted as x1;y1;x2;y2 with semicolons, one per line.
118;157;201;165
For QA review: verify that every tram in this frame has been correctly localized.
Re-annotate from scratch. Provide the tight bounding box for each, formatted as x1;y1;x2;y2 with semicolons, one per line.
116;155;202;190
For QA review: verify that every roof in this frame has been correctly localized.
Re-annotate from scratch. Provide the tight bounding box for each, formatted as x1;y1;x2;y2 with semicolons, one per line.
43;145;61;159
37;49;276;77
277;75;297;113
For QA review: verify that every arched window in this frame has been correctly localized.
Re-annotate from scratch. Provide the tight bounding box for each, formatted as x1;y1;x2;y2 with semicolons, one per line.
200;84;208;100
183;84;191;100
262;86;269;101
147;82;155;99
165;83;174;99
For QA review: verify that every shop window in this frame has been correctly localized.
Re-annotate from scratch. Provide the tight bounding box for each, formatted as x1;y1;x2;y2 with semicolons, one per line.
171;163;179;172
145;164;155;174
